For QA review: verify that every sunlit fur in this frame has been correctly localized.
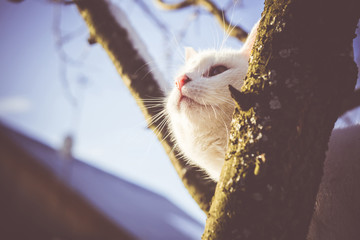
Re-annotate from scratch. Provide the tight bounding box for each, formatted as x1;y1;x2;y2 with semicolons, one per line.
166;49;250;180
165;19;259;181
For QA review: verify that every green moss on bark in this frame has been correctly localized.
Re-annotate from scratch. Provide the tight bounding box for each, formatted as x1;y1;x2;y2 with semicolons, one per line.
202;0;359;239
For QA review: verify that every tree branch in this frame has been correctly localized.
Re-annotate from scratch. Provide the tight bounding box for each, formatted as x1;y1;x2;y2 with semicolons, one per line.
49;0;75;5
154;0;248;42
7;0;24;3
74;0;215;213
202;0;359;239
155;0;195;10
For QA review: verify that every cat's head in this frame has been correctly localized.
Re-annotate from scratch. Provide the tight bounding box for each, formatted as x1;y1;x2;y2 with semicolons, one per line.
165;21;259;125
165;22;259;180
166;48;248;123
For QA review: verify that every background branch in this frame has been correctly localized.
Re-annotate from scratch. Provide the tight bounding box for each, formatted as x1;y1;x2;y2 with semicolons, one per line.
155;0;248;42
74;0;215;213
155;0;195;10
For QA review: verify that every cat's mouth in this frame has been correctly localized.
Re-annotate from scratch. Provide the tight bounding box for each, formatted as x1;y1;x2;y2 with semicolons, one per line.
178;95;202;108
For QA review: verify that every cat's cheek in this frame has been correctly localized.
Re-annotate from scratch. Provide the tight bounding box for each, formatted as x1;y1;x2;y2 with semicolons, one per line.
167;90;180;106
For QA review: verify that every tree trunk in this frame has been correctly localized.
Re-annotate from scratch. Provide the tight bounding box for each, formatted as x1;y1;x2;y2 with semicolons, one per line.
73;0;360;238
202;0;359;239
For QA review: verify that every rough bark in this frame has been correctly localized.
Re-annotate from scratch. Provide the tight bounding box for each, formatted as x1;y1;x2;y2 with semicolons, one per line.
74;0;215;213
202;0;359;239
340;88;360;116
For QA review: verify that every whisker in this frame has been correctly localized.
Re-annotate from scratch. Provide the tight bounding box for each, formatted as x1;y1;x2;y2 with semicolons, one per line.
220;1;239;50
210;104;218;119
147;110;167;126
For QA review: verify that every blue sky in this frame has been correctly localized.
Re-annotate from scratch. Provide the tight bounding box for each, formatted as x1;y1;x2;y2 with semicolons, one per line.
0;0;358;225
0;0;261;223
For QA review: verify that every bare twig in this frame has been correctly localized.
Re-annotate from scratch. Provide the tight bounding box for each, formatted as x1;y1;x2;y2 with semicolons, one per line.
154;0;248;42
155;0;195;10
49;0;75;5
135;0;172;36
52;4;78;107
7;0;24;3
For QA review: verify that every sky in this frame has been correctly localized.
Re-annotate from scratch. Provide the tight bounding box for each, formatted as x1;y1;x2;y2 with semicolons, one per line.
0;0;359;226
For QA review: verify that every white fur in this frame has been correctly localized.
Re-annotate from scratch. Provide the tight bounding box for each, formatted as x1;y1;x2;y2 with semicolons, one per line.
166;48;249;179
166;21;258;180
165;21;360;238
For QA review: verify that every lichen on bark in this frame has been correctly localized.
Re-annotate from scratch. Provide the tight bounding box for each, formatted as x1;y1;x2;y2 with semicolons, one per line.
202;0;359;239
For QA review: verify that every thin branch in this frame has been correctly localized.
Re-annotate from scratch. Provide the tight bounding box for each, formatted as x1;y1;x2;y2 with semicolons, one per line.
74;0;215;213
52;4;78;107
155;0;248;42
49;0;75;4
224;0;244;11
155;0;196;10
135;0;172;36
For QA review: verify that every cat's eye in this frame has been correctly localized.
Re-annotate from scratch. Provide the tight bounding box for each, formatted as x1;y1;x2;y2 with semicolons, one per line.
205;65;228;77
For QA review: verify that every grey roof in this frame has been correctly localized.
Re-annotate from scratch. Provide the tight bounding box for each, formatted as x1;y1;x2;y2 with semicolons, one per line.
1;122;204;240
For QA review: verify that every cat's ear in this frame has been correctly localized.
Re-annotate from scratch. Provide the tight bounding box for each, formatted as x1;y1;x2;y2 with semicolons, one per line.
185;47;197;62
240;20;260;57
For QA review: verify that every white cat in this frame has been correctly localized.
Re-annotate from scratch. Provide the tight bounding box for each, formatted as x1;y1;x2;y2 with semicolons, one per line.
166;22;259;181
165;22;360;239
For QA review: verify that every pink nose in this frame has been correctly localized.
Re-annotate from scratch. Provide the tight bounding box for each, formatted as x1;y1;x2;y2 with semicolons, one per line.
175;75;191;90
